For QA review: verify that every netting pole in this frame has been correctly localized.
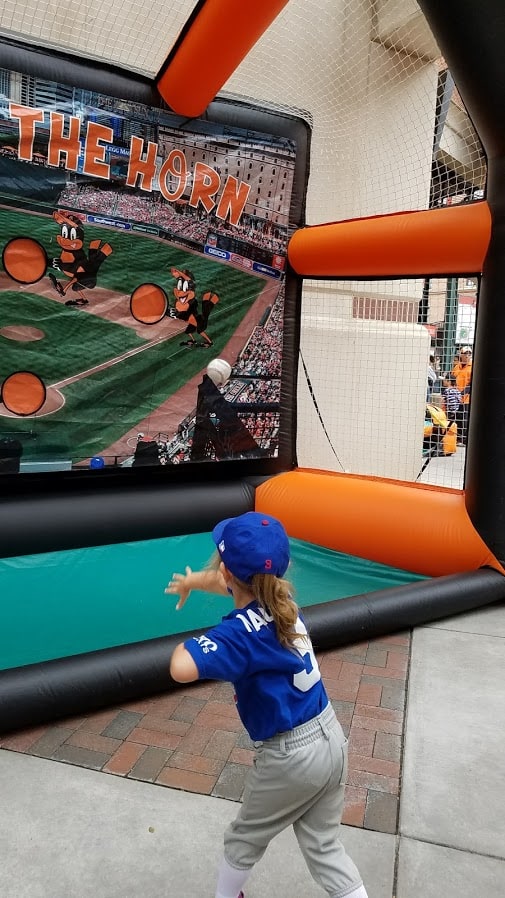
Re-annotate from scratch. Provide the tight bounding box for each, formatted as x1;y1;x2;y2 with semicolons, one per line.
441;278;458;376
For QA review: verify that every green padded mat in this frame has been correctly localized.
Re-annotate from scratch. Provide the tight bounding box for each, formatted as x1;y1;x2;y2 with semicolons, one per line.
0;534;426;670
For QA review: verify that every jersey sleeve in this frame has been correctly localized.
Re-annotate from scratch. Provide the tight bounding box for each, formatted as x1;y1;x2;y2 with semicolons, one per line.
184;618;250;683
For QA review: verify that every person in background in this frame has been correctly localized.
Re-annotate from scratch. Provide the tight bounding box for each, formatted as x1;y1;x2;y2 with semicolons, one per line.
452;347;473;444
427;352;438;400
167;511;369;898
441;374;462;426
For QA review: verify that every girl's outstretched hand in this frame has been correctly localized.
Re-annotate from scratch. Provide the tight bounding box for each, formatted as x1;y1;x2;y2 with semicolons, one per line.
165;565;193;611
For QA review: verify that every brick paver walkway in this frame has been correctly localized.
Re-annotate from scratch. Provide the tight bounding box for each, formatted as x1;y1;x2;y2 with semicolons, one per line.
0;633;410;834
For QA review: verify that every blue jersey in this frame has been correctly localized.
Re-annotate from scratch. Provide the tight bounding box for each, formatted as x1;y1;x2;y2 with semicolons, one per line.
184;600;328;740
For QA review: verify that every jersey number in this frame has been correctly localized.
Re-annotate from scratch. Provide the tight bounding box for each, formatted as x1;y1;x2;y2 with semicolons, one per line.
292;618;321;692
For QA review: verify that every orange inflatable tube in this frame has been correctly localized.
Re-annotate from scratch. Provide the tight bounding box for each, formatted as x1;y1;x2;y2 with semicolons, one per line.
157;0;289;117
288;201;492;278
255;469;503;578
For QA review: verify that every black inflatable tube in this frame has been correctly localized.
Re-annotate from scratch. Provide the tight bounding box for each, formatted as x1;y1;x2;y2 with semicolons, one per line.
416;0;505;567
1;568;504;735
0;480;256;557
303;567;505;649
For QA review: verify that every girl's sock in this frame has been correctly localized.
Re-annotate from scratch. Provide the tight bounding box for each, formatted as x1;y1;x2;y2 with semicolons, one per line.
344;886;369;898
215;855;251;898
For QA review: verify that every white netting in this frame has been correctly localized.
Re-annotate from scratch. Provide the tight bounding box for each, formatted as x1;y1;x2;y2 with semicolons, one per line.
0;0;189;74
296;277;471;489
222;0;484;489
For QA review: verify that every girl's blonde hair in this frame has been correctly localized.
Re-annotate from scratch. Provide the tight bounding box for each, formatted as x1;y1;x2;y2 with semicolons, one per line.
250;572;299;649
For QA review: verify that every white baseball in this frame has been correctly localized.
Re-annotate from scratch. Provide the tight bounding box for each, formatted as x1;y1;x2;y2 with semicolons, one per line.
206;358;232;386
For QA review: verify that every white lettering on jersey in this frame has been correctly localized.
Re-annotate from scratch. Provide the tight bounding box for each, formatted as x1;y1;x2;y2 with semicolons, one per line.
292;617;321;693
247;609;268;631
236;613;253;632
193;635;218;654
236;607;272;632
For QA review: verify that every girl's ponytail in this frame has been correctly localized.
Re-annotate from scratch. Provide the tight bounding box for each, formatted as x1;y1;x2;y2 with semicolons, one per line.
251;573;300;648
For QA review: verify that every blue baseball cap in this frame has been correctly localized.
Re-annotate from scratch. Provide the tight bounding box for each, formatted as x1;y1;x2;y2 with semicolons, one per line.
212;512;290;583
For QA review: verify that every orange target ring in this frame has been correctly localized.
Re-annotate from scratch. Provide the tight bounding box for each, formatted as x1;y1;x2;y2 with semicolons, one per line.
1;371;47;416
130;283;168;324
2;237;48;284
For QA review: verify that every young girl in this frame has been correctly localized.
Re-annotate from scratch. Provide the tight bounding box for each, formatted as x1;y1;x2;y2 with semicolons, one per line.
167;511;368;898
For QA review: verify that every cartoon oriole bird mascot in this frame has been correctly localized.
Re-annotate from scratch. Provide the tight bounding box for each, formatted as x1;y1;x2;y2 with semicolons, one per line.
169;267;219;347
48;211;113;307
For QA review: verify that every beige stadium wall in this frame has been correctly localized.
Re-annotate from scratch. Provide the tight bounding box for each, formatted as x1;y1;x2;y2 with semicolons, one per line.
297;295;429;480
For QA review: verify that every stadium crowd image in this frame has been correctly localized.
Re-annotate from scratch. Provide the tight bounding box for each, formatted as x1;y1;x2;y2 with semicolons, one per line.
1;0;505;734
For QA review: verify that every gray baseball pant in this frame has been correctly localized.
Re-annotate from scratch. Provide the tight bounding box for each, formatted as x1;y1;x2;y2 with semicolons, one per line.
223;702;363;898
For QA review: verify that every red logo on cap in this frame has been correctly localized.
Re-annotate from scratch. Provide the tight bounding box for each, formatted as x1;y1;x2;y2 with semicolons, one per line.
265;559;272;570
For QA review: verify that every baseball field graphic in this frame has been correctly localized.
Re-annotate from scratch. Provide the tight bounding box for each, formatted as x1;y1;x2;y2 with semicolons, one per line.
0;70;295;473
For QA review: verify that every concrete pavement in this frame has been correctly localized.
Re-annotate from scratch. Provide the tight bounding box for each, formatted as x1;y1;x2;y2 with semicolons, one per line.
396;603;505;897
0;751;395;898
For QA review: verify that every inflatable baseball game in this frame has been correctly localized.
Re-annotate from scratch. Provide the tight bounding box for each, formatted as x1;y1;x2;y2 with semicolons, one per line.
1;0;505;732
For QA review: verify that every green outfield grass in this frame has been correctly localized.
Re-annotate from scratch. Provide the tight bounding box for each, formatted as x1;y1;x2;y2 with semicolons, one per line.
0;291;146;382
0;206;261;301
0;214;267;459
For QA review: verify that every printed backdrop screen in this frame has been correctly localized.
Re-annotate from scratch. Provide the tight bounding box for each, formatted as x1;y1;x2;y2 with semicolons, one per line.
0;68;297;475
